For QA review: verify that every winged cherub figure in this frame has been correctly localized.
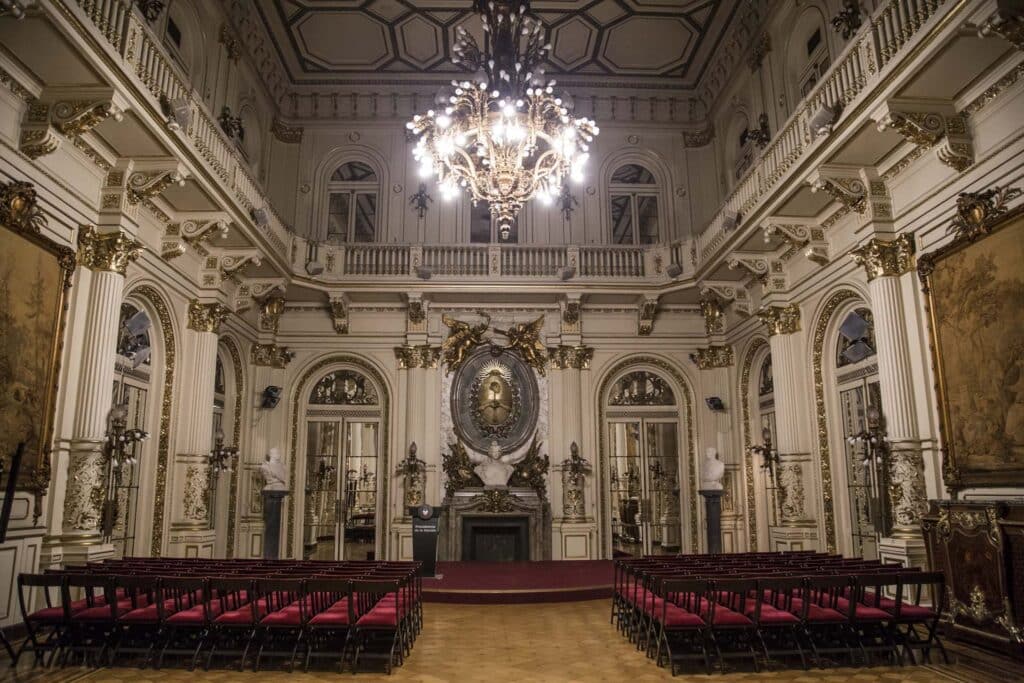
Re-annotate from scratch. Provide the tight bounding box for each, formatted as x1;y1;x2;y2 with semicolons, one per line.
441;310;491;374
499;316;548;376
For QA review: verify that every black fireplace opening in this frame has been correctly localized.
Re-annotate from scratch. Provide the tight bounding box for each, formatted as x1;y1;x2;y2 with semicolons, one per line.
462;516;529;562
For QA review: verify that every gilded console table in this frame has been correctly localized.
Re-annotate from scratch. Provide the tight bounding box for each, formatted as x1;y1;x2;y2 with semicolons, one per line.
922;500;1024;658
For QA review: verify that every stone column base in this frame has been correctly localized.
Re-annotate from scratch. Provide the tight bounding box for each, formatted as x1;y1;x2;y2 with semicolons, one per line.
61;541;116;566
166;528;217;558
553;520;597;560
391;522;413;561
879;534;927;569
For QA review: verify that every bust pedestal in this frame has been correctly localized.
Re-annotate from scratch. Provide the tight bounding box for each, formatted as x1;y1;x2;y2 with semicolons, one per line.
699;489;724;554
261;490;289;559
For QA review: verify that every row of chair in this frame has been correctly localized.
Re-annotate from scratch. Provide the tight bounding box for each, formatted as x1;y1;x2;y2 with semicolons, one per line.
612;552;947;675
15;558;422;674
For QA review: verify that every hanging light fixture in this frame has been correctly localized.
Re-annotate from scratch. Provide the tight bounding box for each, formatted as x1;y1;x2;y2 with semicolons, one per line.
407;0;598;241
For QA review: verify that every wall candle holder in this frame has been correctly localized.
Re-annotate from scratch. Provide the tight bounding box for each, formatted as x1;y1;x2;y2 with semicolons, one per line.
101;402;149;541
207;430;239;529
846;404;892;536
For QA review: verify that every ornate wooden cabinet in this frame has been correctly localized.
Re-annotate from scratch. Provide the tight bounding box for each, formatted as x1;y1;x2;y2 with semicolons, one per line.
922;500;1024;657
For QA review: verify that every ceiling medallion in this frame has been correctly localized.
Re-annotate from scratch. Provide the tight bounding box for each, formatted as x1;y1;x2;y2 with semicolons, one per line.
407;0;599;241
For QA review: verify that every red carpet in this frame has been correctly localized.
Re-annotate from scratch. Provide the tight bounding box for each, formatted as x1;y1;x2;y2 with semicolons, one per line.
422;560;613;604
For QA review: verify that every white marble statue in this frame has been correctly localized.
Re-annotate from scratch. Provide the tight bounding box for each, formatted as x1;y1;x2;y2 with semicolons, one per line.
699;447;725;491
258;447;289;491
469;439;516;487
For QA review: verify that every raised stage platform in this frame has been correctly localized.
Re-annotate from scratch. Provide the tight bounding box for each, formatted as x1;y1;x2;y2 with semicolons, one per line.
422;560;612;604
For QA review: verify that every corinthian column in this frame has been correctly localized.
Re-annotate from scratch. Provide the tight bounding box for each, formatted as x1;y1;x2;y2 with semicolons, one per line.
851;235;928;551
757;304;821;550
395;345;440;509
62;227;142;546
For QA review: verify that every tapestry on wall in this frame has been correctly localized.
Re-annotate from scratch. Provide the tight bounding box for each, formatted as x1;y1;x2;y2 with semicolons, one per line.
920;191;1024;490
0;181;74;515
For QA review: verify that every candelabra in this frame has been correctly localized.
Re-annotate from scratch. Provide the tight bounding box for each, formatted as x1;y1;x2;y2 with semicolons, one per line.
100;403;149;540
749;426;779;475
846;404;892;535
204;431;238;529
397;442;427;508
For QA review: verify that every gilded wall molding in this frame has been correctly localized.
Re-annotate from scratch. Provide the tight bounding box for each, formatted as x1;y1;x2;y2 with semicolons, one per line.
0;180;48;233
756;304;801;336
694;344;734;369
271;117;304;144
258;294;286;334
251;343;294;368
811;289;861;553
129;285;176;558
221;337;244;559
77;225;143;275
547;345;594;370
850;234;916;281
699;295;725;335
394;344;441;369
187;299;230;334
738;338;768;551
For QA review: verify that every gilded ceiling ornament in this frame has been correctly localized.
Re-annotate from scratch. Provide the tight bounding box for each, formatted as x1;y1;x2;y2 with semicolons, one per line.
441;311;491;374
699;295;725;335
259;294;286;334
187;299;230;334
547;345;593;371
251;343;294;368
877;110;945;146
694;345;734;370
727;255;770;284
756;304;801;336
497;316;548;376
978;6;1024;51
52;99;124;137
127;169;185;204
0;179;47;233
77;225;143;274
19;128;60;159
946;185;1022;242
850;234;916;281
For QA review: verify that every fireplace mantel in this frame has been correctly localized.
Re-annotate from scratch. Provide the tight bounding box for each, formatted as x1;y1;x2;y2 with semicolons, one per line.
439;488;552;561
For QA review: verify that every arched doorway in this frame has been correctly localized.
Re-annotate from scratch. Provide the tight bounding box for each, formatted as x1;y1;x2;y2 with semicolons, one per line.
601;365;692;557
298;366;385;560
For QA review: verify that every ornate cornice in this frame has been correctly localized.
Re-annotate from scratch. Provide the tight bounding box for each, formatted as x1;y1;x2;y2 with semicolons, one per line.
547;345;594;370
394;344;441;369
756;304;801;336
76;225;143;274
271;118;304;143
127;169;186;204
850;234;916;281
682;127;713;147
251;343;294;368
811;176;867;213
694;344;734;369
187;299;230;334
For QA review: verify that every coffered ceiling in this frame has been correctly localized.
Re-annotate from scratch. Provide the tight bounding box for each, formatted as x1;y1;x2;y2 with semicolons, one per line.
253;0;741;89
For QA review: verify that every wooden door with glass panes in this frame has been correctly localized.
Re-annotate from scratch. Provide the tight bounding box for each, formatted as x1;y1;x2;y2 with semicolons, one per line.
304;418;380;560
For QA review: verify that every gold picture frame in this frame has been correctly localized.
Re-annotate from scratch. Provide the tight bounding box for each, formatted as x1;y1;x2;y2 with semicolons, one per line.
0;180;75;521
919;187;1024;491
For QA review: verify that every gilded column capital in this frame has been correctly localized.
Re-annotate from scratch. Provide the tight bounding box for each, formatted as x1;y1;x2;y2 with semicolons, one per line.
699;296;725;335
850;234;916;281
251;343;294;368
394;345;441;369
187;299;230;334
693;344;734;369
76;225;143;275
756;304;801;336
547;345;594;370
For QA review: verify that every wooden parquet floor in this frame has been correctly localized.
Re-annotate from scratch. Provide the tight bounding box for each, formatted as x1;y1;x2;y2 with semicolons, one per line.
2;600;1016;683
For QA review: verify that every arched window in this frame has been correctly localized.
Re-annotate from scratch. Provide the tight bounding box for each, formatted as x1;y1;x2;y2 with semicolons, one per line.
833;307;881;559
606;369;681;556
787;10;831;101
609;164;660;245
303;368;382;560
327;162;379;243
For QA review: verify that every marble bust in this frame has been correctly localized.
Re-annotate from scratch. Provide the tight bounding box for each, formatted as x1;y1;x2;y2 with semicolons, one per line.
700;447;725;491
258;447;289;492
471;439;515;487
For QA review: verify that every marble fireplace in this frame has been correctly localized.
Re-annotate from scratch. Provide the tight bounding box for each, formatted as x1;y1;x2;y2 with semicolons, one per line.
439;488;552;561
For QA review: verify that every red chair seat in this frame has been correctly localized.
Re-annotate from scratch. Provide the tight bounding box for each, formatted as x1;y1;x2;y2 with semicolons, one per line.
310;609;350;626
324;598;349;613
756;605;800;625
844;604;890;621
895;605;937;619
357;607;398;627
73;605;130;621
120;605;160;623
216;605;261;625
260;609;302;626
806;604;846;623
661;605;704;628
707;607;751;627
27;606;65;623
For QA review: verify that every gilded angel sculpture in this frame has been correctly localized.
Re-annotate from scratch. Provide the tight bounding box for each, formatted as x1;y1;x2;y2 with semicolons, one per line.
441;311;491;374
499;316;548;375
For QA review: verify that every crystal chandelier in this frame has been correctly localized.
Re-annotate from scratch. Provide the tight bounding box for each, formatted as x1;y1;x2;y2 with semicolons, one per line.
407;0;599;240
